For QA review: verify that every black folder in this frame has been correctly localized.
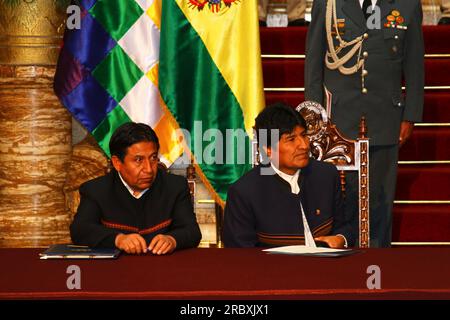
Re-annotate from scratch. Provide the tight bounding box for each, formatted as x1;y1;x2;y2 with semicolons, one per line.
39;244;121;259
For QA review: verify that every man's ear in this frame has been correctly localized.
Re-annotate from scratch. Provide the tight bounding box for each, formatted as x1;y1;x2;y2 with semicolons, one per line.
111;155;122;172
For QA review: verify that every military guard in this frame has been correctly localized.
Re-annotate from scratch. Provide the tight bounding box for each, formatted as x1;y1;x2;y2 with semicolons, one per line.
305;0;424;247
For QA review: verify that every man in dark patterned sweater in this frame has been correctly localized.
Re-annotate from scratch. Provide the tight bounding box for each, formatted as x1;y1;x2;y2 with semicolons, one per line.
70;122;201;255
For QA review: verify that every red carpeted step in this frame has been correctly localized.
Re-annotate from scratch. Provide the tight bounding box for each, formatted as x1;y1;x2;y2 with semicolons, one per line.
399;127;450;161
424;59;450;86
422;92;450;123
265;92;305;107
396;164;450;200
260;26;307;55
423;26;450;54
264;92;450;123
262;59;304;88
392;204;450;242
262;58;450;88
260;26;450;55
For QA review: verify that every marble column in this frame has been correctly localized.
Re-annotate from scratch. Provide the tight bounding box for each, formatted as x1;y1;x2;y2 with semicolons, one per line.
0;0;72;247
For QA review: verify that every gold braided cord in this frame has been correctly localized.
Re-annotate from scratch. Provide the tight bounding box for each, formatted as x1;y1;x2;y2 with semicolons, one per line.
325;0;365;75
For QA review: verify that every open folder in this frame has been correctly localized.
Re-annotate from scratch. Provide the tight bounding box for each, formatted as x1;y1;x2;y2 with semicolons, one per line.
39;244;121;259
263;245;360;257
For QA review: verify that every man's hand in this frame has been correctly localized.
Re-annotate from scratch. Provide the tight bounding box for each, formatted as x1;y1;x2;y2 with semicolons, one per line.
115;233;147;254
314;235;345;249
399;121;414;147
148;234;177;255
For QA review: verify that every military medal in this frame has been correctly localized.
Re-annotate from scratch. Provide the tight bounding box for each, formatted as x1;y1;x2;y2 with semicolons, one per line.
384;10;407;30
331;19;345;36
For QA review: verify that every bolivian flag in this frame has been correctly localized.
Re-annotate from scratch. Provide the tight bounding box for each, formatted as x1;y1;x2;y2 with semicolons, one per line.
159;0;265;205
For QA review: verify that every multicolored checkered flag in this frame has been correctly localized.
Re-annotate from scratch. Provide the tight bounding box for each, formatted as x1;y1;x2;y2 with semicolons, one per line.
54;0;182;165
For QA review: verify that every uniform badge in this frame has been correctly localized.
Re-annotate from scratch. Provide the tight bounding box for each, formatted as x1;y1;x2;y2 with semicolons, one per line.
331;19;346;36
384;10;407;30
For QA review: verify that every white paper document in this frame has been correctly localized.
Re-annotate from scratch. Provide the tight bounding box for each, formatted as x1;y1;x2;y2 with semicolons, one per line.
263;245;358;257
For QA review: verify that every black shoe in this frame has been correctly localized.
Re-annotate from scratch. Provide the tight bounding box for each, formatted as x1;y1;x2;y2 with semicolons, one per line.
438;17;450;25
288;18;308;26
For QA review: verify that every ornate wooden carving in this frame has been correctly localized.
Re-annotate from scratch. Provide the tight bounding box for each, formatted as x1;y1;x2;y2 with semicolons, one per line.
358;136;370;248
297;101;357;169
339;170;346;198
186;156;196;205
309;124;356;167
359;116;368;138
296;101;370;248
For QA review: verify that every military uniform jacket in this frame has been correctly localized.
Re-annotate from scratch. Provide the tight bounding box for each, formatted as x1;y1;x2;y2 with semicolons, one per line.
305;0;424;145
70;170;202;249
223;159;353;247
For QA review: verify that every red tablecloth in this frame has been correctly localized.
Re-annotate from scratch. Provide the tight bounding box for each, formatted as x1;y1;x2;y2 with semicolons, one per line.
1;248;450;299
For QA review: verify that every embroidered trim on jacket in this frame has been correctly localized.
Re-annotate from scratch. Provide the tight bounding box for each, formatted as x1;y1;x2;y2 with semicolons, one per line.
256;218;333;246
101;219;173;235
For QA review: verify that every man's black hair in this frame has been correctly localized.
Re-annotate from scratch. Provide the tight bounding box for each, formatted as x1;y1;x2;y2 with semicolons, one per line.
109;122;160;162
255;102;307;148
